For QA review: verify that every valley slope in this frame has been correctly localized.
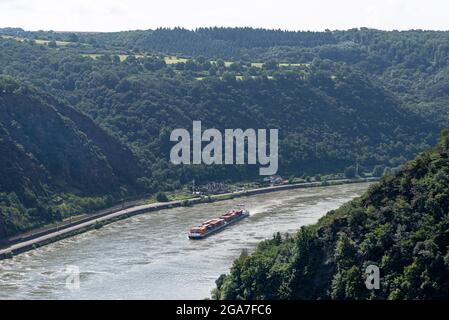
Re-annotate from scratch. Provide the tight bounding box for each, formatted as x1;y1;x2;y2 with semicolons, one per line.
213;130;449;300
0;78;143;239
0;28;446;240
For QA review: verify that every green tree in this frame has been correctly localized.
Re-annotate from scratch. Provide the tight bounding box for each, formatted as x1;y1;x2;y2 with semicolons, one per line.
372;165;385;177
155;192;169;202
344;166;357;179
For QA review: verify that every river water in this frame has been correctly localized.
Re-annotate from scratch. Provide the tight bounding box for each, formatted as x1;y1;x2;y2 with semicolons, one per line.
0;183;371;300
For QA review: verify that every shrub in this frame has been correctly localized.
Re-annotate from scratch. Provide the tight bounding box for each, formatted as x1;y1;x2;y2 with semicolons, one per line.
156;192;169;202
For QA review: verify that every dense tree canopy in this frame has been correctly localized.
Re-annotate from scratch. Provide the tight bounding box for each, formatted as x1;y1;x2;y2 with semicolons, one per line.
0;79;144;238
213;130;449;300
0;27;447;240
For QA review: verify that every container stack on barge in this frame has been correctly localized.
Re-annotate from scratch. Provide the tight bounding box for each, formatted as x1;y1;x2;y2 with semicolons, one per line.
188;207;250;239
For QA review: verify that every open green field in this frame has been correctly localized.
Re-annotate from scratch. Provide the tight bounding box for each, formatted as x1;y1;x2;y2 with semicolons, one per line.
1;35;309;71
164;56;188;64
81;53;102;59
1;36;308;70
251;62;264;68
36;39;71;46
0;35;71;46
279;62;310;67
82;53;144;62
83;54;188;64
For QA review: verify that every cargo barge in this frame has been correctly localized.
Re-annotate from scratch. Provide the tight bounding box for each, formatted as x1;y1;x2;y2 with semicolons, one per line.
188;207;250;239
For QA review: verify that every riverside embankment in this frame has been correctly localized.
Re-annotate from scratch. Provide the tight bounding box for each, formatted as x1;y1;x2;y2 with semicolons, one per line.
0;178;377;260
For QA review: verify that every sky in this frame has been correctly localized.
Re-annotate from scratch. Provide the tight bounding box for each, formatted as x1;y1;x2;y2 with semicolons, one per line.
0;0;448;32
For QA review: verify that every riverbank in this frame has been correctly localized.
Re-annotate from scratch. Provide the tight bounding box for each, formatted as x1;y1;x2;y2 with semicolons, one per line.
0;178;377;260
0;182;372;299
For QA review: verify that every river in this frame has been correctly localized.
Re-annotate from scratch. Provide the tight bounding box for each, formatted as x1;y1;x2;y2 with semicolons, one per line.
0;182;371;300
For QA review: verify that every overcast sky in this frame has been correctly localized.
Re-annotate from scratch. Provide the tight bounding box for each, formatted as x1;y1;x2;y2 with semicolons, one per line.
0;0;448;32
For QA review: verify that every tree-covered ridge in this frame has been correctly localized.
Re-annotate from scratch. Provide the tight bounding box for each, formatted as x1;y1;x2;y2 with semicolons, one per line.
0;27;338;57
3;27;449;125
0;37;437;181
0;27;446;240
71;27;449;125
213;130;449;300
0;78;144;239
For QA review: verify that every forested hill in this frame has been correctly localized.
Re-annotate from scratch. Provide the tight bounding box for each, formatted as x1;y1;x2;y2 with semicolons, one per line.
2;27;449;125
0;37;438;184
0;78;144;239
93;28;449;125
213;130;449;300
0;27;446;239
0;27;339;58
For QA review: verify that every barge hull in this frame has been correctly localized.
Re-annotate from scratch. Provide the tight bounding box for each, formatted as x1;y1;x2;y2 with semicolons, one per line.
188;212;249;240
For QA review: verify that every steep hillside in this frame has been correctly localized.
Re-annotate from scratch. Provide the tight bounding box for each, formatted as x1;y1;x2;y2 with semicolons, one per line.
213;130;449;300
0;30;445;240
0;38;438;185
0;78;144;239
48;27;449;125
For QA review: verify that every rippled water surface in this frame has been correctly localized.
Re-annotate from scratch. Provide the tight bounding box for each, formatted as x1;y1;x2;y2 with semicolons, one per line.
0;183;371;299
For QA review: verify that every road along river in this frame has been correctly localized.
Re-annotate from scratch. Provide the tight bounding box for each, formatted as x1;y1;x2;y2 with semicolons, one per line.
0;182;371;300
